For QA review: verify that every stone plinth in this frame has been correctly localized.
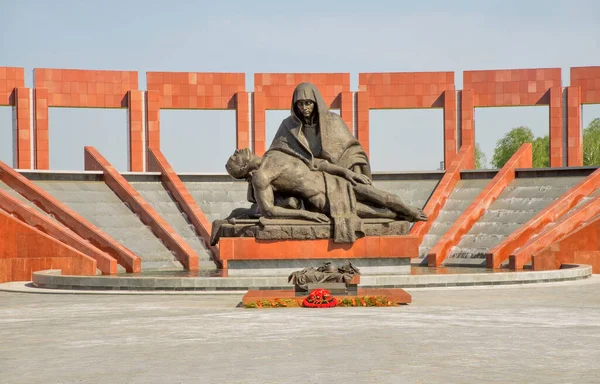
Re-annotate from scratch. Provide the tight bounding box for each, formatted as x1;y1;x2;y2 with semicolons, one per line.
242;288;412;306
213;218;410;242
218;235;418;276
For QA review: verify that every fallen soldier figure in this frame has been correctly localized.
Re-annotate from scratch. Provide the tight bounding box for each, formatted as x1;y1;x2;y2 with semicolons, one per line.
225;147;427;242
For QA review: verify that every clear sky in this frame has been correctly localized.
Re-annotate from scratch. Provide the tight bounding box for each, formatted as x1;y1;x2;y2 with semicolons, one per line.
1;0;599;172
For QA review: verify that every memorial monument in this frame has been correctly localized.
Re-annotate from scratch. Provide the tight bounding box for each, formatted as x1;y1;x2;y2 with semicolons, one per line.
212;82;427;245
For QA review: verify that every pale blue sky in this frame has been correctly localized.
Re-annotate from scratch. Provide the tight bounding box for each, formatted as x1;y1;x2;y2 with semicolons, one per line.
1;0;599;172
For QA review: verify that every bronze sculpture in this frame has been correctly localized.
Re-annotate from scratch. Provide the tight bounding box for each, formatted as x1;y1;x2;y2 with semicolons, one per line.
226;147;427;242
213;82;427;244
288;261;360;291
267;82;372;180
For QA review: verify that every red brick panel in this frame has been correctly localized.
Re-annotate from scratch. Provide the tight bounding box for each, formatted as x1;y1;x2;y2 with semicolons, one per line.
510;196;600;271
15;88;32;169
34;68;138;108
146;72;245;109
549;86;564;167
570;66;600;104
128;90;144;172
0;66;25;105
146;90;160;151
0;189;118;274
236;92;250;150
531;216;600;274
254;73;350;110
0;159;141;272
147;148;220;265
443;90;457;166
359;72;454;109
411;145;472;241
464;68;561;107
85;146;199;271
34;88;49;169
567;86;582;166
340;91;353;132
427;143;533;266
487;168;600;268
460;90;475;168
253;91;266;155
218;235;418;269
356;91;369;156
0;209;97;283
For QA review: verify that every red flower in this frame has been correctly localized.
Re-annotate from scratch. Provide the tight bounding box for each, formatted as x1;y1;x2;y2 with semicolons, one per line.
302;289;338;308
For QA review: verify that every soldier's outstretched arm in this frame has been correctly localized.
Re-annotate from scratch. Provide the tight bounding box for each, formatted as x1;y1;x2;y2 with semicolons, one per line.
317;162;371;185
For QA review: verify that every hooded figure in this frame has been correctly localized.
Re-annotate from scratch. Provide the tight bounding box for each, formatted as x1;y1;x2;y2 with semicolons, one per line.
257;82;369;242
267;82;372;179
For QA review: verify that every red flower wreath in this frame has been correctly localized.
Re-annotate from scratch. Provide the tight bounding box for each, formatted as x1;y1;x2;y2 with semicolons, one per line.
302;288;338;308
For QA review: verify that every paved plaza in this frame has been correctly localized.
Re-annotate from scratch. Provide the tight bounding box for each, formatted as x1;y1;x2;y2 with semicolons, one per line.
1;277;599;384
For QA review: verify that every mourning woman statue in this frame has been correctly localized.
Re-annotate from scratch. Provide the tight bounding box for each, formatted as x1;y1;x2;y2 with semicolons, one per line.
240;82;373;220
268;82;372;181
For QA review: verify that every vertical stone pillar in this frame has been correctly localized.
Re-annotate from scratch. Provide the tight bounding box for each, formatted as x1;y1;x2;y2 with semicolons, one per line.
340;91;353;132
549;86;563;167
460;89;475;169
253;91;266;156
128;90;144;172
356;91;369;156
34;88;49;169
443;90;457;168
15;88;32;169
145;89;161;167
236;91;250;150
567;86;582;166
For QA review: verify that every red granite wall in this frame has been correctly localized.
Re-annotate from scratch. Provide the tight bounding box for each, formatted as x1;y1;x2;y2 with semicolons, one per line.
0;209;96;283
0;66;598;171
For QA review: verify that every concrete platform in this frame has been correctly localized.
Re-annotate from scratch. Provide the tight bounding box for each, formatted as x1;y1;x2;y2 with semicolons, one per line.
16;264;593;293
1;276;600;383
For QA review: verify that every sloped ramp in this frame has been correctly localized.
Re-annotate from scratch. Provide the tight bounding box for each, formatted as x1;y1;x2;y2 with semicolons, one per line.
130;181;217;270
33;180;182;271
445;176;584;267
417;178;489;263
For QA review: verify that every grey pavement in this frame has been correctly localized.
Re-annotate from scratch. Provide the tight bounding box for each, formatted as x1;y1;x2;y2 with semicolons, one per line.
1;277;600;384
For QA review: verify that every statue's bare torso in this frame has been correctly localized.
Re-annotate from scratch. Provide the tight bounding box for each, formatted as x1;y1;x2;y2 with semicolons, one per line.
253;150;328;213
249;149;427;223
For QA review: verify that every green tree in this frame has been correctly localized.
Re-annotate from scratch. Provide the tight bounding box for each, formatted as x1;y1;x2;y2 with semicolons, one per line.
491;126;533;168
532;135;550;168
475;142;487;169
583;118;600;166
491;126;549;168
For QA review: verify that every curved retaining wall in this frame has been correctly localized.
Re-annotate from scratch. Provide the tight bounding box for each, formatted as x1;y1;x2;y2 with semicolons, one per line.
30;265;592;292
